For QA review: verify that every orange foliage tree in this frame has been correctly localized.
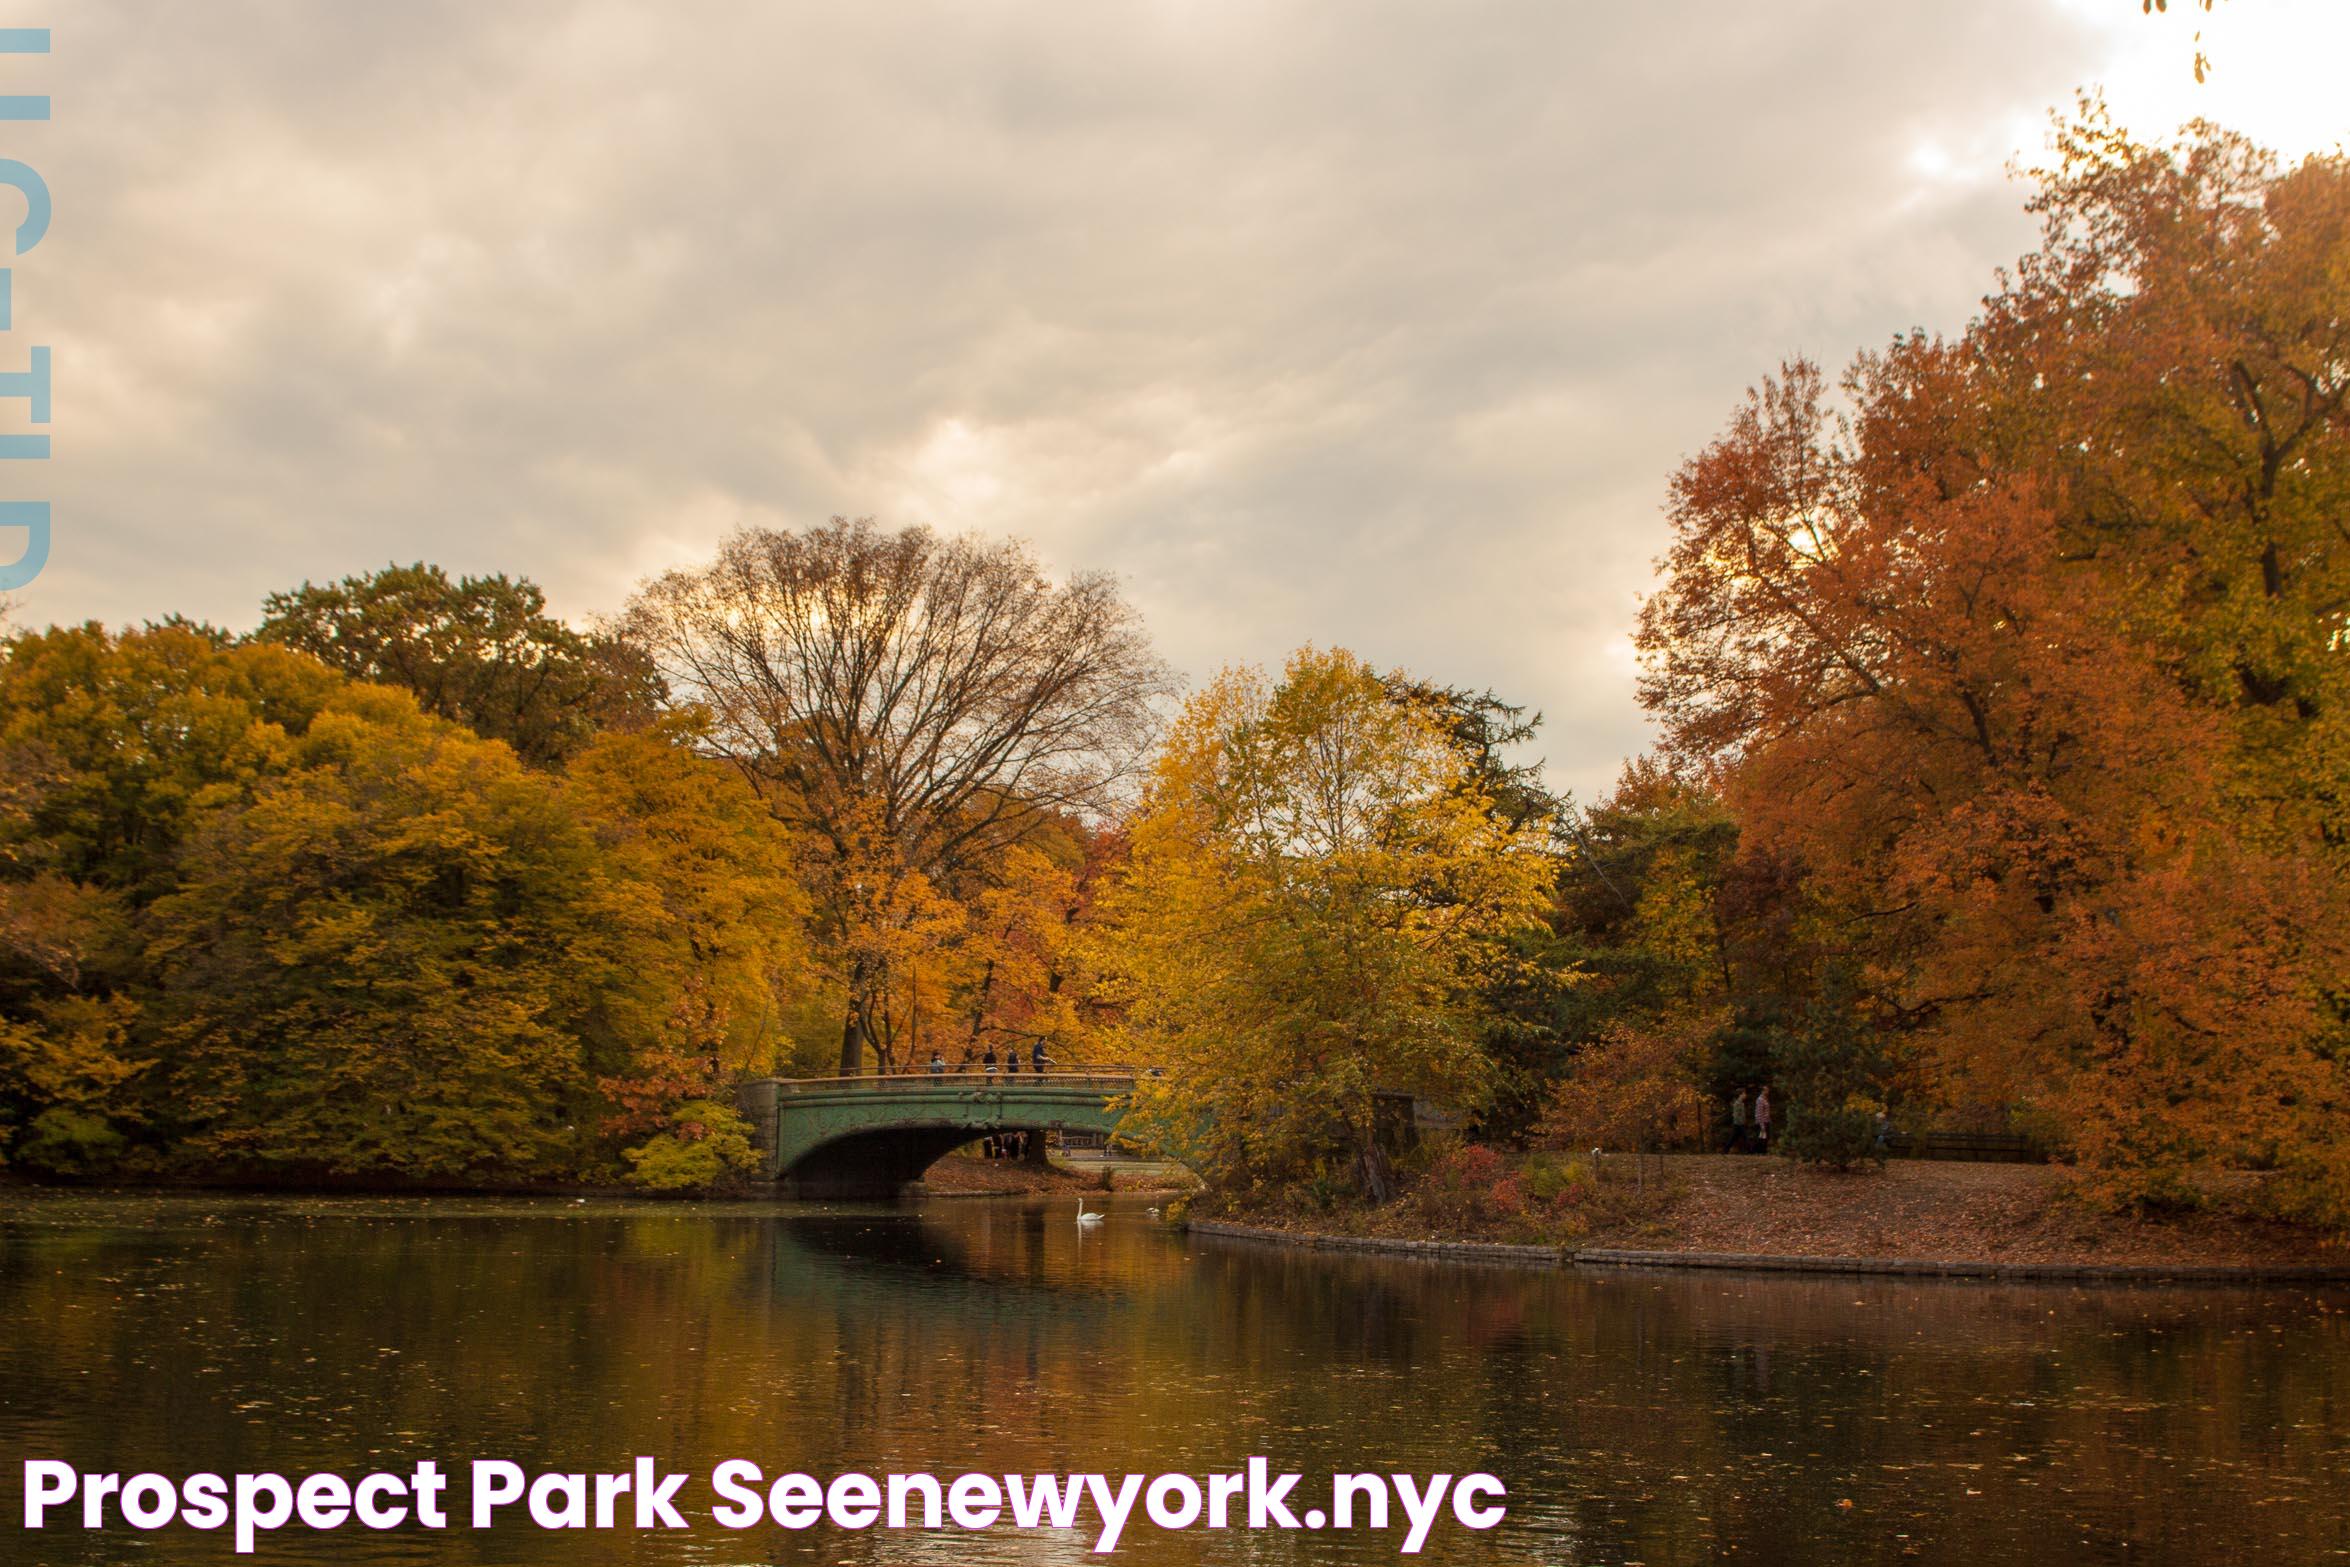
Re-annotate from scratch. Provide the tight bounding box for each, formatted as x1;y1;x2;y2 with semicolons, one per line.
1638;111;2350;1215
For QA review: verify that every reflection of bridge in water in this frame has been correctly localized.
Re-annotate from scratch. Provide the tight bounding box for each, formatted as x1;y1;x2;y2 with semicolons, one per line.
736;1070;1142;1197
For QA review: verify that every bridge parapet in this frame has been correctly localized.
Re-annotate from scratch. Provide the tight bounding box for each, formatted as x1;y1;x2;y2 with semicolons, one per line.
761;1067;1143;1097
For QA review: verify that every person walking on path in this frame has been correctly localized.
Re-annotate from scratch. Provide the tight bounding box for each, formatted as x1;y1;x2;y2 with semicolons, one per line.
1754;1086;1772;1153
1728;1088;1751;1153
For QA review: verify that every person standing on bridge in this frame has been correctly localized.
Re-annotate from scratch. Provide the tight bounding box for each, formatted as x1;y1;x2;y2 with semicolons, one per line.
982;1048;999;1074
928;1051;946;1075
1031;1041;1049;1073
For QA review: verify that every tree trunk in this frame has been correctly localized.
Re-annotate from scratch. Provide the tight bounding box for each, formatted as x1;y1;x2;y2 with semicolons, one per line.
831;991;860;1080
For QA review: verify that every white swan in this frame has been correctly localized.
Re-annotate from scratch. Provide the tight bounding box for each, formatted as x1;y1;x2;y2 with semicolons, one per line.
1075;1199;1106;1227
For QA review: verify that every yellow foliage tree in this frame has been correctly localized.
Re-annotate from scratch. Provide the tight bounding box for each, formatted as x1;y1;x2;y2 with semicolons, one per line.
1096;648;1552;1199
954;842;1111;1068
143;692;627;1178
564;721;813;1112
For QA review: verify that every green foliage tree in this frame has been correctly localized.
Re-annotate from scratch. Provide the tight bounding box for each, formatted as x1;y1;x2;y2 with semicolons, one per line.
256;563;664;768
1770;976;1899;1169
12;1106;127;1176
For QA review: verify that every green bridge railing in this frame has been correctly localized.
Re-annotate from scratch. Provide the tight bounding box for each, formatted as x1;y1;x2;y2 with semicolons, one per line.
758;1067;1146;1096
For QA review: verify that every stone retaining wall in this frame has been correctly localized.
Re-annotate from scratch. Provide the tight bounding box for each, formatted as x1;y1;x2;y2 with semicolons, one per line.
1183;1220;2350;1284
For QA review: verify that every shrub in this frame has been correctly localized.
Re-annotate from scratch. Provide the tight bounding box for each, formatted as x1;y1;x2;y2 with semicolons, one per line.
1535;1018;1710;1182
1523;1151;1597;1207
1411;1140;1512;1226
1779;1089;1886;1169
622;1099;758;1192
14;1108;127;1177
1298;1158;1355;1213
1403;1140;1659;1242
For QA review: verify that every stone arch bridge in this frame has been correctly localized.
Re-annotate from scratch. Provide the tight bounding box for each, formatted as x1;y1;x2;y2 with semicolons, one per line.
735;1070;1142;1197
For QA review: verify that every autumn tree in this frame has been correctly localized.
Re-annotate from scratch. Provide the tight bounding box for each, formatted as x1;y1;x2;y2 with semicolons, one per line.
1536;1016;1708;1192
1380;679;1581;1140
0;624;350;1167
1097;648;1553;1199
955;834;1119;1067
257;563;663;768
563;722;813;1128
0;623;811;1184
1982;109;2350;848
623;517;1173;1075
818;797;968;1072
143;688;629;1178
1637;114;2350;1215
0;622;345;901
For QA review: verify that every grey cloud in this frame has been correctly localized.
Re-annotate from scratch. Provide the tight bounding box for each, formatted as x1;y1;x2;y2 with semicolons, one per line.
23;0;2202;800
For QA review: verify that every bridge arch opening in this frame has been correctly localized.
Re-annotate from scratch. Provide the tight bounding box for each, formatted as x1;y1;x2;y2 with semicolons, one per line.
782;1125;1010;1197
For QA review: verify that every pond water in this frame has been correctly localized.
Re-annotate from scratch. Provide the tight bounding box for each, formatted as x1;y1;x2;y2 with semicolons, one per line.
2;1191;2346;1565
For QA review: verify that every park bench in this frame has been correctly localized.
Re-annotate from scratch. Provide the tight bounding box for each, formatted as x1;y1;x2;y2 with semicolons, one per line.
1885;1129;2047;1164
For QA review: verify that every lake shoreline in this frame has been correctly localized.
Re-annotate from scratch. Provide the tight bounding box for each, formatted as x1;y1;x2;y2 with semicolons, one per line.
1184;1218;2350;1284
1185;1155;2350;1284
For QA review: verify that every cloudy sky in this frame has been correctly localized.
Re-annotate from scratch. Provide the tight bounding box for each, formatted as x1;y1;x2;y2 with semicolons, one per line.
8;0;2349;799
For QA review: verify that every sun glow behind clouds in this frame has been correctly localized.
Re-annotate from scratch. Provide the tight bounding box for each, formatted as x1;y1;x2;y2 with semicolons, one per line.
1905;2;2347;202
2047;0;2349;161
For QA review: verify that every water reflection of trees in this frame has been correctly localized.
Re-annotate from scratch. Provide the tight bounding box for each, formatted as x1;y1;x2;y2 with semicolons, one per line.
2;1197;2347;1565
